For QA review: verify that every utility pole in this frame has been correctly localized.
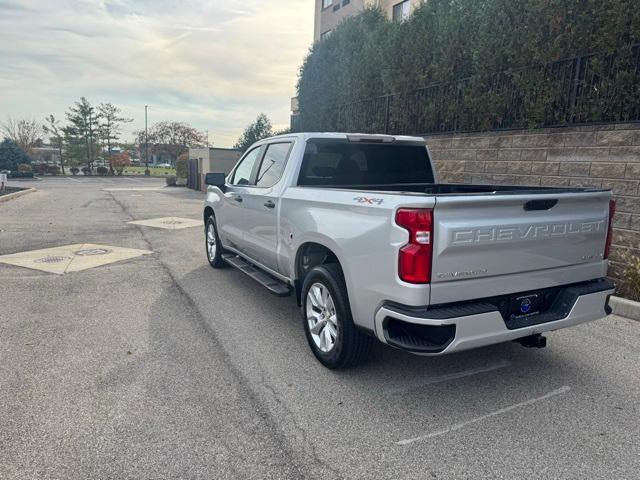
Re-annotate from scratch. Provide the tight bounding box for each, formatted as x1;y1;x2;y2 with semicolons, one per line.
144;105;149;175
88;110;94;174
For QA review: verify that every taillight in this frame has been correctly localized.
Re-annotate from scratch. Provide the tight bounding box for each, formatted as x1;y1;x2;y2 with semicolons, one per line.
396;208;433;284
604;199;616;259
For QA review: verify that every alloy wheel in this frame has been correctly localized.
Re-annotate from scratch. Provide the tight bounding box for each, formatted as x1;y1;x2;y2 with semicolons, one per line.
306;282;338;353
206;222;217;260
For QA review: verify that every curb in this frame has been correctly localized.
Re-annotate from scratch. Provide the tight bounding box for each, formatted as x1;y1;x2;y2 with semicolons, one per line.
609;295;640;322
0;188;36;204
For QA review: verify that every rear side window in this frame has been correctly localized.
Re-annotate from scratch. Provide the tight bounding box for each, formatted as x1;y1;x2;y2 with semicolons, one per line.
297;141;434;186
256;142;292;187
230;147;261;185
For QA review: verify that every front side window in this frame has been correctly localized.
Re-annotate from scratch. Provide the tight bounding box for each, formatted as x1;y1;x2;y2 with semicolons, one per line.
392;0;411;22
322;0;333;8
256;142;292;188
230;147;261;185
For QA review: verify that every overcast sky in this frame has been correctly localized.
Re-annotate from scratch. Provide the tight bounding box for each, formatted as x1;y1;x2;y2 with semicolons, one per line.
0;0;313;147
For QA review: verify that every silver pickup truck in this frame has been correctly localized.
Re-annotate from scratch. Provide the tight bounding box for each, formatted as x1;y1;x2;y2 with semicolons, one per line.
203;133;615;369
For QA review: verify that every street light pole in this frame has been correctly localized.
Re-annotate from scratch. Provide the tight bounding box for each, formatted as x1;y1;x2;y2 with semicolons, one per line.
144;105;150;176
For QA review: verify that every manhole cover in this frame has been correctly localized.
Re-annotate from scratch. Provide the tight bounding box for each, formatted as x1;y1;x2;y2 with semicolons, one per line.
162;220;182;225
35;255;71;264
74;248;111;256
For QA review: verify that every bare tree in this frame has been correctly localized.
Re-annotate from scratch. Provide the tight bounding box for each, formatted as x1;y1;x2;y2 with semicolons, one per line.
1;117;42;155
134;121;205;164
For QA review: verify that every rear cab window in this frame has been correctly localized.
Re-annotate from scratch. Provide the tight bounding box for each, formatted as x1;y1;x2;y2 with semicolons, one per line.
297;140;434;187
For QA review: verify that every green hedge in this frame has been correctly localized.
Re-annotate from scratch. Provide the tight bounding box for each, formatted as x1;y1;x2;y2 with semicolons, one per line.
8;172;34;178
296;0;640;132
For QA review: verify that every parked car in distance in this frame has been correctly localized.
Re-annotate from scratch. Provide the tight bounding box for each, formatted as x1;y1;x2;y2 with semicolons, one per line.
203;133;615;369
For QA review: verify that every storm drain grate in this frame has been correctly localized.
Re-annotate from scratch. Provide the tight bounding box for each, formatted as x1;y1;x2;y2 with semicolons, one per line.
34;255;71;264
73;248;111;256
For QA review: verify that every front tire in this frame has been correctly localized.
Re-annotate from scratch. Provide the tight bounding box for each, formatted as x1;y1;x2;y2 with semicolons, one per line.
205;216;226;268
301;264;372;369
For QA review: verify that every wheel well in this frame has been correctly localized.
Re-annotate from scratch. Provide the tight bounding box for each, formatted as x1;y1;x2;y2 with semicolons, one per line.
295;242;342;305
203;206;214;224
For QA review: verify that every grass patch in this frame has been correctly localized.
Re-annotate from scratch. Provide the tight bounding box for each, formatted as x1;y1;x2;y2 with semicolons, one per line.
122;166;176;176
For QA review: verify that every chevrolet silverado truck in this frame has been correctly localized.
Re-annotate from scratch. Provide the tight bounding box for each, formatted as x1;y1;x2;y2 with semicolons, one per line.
202;133;616;369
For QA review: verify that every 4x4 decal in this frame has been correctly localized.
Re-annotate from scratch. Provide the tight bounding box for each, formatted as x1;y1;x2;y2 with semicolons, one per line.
353;196;383;205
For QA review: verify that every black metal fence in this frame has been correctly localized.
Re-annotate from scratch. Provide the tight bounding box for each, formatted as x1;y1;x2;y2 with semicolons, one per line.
328;45;640;135
186;158;200;190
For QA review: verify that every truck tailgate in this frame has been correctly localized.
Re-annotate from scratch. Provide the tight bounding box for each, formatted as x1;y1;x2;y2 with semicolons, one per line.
430;191;611;304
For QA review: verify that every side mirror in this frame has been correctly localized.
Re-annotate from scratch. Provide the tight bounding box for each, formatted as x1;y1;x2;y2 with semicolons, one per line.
205;172;226;188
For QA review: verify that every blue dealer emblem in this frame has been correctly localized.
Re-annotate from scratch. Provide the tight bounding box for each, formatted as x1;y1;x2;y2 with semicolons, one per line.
520;298;532;314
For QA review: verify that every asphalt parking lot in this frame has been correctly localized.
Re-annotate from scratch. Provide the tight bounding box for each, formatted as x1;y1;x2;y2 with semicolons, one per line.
1;177;638;479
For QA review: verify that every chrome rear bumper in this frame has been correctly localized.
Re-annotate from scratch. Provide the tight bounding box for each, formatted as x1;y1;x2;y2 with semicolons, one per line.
374;279;615;355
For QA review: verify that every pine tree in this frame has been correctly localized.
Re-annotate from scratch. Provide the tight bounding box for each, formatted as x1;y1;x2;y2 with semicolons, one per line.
97;103;132;175
233;113;273;152
64;97;98;172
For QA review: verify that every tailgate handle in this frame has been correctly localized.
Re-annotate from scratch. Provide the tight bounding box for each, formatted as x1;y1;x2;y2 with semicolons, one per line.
524;199;558;211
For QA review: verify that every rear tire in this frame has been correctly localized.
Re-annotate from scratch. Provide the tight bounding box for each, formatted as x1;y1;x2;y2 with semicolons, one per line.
205;215;226;268
301;264;372;369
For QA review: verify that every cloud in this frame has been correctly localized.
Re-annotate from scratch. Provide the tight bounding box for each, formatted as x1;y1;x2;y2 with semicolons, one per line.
0;0;312;146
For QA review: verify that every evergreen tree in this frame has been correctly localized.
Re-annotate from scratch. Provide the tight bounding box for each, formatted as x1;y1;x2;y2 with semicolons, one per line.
43;114;66;175
97;103;132;175
64;97;98;171
233;113;273;152
0;138;31;171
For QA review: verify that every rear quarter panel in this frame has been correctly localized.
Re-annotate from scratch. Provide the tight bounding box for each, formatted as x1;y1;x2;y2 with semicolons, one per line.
279;187;435;331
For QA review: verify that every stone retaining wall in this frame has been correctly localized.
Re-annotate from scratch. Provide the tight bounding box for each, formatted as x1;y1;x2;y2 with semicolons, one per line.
424;123;640;282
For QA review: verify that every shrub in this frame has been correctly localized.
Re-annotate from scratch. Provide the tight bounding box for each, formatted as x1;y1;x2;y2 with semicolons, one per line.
17;163;32;173
8;171;34;178
34;163;48;175
110;152;131;175
47;165;60;175
97;166;109;176
70;167;79;175
165;175;178;186
296;1;640;133
620;253;640;301
176;153;188;178
0;139;31;171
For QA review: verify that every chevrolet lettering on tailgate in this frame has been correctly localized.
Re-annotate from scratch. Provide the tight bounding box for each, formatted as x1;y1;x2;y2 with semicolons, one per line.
451;220;606;245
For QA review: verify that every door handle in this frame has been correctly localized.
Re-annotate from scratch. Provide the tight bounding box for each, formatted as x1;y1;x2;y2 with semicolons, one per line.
264;200;276;209
233;195;243;203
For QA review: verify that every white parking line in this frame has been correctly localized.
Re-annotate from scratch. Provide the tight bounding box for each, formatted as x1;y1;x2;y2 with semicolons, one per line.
66;177;81;182
396;385;571;446
103;187;164;191
385;360;511;395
